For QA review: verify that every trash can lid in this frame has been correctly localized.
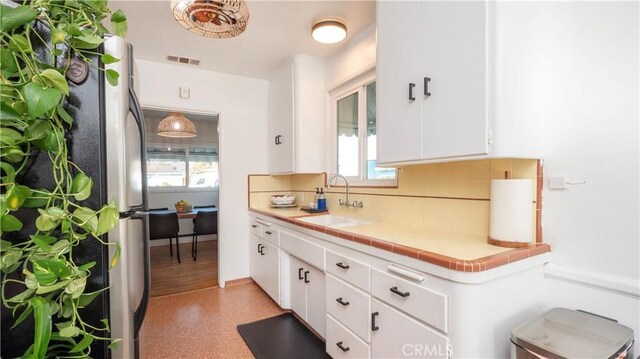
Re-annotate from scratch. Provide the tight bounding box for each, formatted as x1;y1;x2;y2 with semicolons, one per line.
511;308;634;358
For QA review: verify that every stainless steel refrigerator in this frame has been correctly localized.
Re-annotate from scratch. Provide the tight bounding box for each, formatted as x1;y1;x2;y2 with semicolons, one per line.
104;35;150;359
0;33;150;358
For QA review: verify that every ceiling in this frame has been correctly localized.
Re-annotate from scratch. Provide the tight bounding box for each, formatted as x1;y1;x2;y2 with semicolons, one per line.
110;0;376;79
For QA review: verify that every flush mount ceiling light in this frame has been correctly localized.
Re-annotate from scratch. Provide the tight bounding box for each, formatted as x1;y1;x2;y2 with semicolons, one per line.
312;18;347;44
157;112;197;138
171;0;249;38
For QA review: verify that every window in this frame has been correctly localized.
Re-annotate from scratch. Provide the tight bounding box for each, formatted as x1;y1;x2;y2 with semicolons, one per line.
334;74;396;185
147;146;218;189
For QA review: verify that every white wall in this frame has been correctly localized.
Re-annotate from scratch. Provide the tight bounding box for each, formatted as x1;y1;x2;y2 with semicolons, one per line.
324;23;376;91
540;1;640;345
136;59;268;284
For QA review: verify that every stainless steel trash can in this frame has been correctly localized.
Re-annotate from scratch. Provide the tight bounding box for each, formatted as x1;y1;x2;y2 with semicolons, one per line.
511;308;634;358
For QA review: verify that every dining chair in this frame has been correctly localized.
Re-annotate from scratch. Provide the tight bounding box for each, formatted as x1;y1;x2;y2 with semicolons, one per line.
192;209;218;261
149;211;181;263
192;205;216;226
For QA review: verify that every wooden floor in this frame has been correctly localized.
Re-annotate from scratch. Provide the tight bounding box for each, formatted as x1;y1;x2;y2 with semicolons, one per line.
150;240;218;297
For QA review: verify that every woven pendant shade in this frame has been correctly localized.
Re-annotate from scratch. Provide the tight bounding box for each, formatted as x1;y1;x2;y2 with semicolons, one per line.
171;0;249;38
157;112;197;138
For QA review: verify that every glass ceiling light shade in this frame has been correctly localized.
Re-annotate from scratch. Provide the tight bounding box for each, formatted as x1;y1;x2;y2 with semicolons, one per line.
157;112;197;138
312;19;347;44
171;0;250;38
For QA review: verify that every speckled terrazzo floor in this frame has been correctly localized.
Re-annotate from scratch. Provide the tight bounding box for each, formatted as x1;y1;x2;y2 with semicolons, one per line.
140;282;285;358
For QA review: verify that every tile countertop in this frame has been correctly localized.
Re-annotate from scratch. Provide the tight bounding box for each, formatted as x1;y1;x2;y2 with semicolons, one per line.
249;206;550;272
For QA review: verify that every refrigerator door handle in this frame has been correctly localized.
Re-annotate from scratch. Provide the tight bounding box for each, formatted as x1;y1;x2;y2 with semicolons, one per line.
129;87;148;212
129;212;149;359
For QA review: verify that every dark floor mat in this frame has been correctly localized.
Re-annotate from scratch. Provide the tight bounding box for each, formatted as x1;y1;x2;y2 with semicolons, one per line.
237;313;330;359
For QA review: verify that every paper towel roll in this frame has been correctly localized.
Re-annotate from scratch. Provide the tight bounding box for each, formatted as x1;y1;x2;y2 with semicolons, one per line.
489;179;533;247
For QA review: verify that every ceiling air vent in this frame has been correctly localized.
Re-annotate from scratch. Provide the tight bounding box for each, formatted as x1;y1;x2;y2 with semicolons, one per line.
166;55;200;66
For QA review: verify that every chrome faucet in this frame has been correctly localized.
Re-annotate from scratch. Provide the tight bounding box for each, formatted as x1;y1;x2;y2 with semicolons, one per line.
327;174;363;208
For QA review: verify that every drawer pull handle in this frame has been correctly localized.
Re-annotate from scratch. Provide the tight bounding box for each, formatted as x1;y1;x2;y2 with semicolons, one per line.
371;312;379;331
251;224;257;228
265;230;272;235
336;262;350;270
304;270;310;283
336;341;350;352
390;286;410;298
336;297;350;306
298;268;304;280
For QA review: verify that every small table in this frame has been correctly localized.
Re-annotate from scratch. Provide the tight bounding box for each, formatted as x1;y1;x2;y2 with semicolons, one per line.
176;208;217;219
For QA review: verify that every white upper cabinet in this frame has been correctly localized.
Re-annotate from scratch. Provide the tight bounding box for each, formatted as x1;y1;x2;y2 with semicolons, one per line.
377;0;423;164
268;55;325;174
268;64;295;174
421;1;488;160
377;1;544;165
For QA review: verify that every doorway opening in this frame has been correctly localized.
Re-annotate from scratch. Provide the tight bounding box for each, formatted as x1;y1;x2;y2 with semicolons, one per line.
142;108;220;297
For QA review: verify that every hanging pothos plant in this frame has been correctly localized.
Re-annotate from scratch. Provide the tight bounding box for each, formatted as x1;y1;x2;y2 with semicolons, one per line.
1;0;127;357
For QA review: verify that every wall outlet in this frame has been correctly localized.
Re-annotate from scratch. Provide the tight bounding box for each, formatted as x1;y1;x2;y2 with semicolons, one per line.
548;177;567;190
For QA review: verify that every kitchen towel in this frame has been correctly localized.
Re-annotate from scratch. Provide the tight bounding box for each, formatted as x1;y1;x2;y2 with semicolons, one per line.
489;179;533;247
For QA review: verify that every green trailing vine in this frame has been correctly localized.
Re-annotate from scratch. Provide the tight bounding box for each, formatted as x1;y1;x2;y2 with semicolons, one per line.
1;1;127;357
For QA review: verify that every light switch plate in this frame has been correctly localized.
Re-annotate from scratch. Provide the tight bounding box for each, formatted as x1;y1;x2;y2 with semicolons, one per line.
179;87;190;99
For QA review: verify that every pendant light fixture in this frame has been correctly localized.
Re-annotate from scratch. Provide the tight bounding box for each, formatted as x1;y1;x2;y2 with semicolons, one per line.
312;18;347;44
157;112;197;138
171;0;250;38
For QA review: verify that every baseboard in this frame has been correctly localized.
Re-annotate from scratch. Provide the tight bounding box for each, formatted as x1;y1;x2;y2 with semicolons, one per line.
544;263;640;298
224;277;254;287
150;234;217;247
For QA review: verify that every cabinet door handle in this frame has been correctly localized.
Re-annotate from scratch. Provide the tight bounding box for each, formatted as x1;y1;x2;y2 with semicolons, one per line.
251;224;257;228
371;311;379;331
336;262;350;270
257;244;262;253
390;286;410;298
424;77;431;97
336;341;350;352
258;244;265;255
304;270;310;283
298;267;304;280
265;230;272;235
275;135;282;145
409;83;416;101
336;297;350;306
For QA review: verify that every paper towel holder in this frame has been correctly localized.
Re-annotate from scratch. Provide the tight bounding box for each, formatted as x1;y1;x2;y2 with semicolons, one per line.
487;176;534;249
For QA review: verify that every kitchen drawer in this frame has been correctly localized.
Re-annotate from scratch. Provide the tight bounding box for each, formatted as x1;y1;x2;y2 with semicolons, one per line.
326;314;370;359
371;299;449;359
249;220;263;238
371;268;448;333
326;274;371;342
279;231;325;270
326;250;371;292
262;227;279;246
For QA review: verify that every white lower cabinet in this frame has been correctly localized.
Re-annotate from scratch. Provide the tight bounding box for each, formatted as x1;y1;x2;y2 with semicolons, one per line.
326;274;371;342
326;314;371;359
371;268;448;333
249;234;279;304
371;299;449;359
289;255;326;337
